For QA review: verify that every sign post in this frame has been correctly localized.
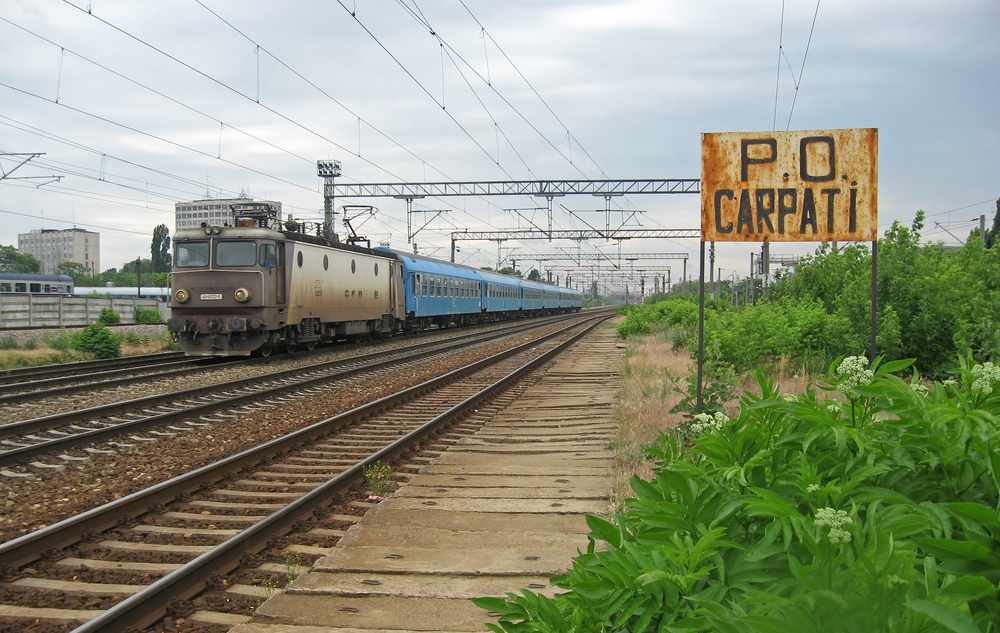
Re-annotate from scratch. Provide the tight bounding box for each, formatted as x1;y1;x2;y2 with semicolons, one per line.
697;129;878;410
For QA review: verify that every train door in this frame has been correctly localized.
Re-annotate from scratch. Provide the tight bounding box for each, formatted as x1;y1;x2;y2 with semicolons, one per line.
274;241;286;304
391;262;405;317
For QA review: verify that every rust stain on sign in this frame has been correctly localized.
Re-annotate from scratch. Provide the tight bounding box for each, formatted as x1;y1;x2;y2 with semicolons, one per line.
701;129;877;242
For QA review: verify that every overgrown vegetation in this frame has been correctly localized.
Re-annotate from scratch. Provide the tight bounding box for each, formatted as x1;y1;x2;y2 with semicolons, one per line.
476;355;1000;631
97;307;122;325
364;461;395;497
615;212;1000;378
134;305;164;323
71;322;122;359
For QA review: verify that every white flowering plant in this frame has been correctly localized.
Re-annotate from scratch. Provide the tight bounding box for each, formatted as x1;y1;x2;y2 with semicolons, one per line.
478;359;1000;632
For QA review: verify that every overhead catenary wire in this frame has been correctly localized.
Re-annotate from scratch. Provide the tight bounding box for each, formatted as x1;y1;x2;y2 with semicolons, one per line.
784;0;822;130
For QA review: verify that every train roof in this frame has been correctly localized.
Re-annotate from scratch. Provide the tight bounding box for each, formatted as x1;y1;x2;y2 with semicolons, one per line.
175;225;394;260
385;249;524;285
74;286;170;297
0;273;73;282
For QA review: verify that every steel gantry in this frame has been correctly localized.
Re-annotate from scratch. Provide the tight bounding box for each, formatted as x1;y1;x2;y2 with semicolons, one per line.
329;179;700;244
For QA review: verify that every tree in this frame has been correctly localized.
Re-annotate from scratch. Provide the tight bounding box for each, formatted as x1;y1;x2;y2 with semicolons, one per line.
55;261;93;283
527;269;542;281
0;245;41;273
151;224;171;273
985;198;1000;251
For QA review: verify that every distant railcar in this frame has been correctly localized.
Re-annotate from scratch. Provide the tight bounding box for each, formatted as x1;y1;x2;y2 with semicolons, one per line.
0;273;74;296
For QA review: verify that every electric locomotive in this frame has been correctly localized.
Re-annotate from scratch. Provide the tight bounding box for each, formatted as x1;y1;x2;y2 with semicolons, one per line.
168;203;402;356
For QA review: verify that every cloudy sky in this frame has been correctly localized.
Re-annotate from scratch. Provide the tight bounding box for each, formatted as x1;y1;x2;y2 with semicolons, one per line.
1;0;997;290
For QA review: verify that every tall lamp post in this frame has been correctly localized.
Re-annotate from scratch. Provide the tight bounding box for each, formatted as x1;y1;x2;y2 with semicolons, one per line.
317;160;342;242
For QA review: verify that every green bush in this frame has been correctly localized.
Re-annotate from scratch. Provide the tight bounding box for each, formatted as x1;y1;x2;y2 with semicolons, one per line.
21;338;37;350
134;305;164;323
43;329;73;351
477;355;1000;631
0;337;18;350
97;307;121;325
72;322;122;359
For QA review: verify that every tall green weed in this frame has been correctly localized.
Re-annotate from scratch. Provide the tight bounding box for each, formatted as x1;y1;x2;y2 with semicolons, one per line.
476;355;1000;631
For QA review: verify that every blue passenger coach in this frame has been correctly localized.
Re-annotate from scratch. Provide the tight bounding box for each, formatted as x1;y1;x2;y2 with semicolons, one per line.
375;249;485;331
374;247;583;331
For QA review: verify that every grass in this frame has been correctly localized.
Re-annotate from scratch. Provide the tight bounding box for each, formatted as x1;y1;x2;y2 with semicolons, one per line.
0;331;176;370
611;327;818;513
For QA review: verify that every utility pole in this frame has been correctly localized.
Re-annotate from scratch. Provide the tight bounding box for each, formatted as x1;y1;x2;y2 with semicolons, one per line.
709;242;715;299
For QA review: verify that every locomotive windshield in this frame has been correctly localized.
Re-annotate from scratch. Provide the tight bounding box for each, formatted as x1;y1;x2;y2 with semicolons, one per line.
216;241;257;266
176;242;210;267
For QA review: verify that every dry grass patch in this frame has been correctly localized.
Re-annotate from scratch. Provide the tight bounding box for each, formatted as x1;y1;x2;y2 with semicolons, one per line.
613;339;824;513
611;334;690;511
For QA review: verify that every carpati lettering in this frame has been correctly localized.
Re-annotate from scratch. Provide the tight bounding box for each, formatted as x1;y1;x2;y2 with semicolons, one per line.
822;189;841;232
849;185;858;232
756;189;775;233
777;188;797;234
800;136;836;182
741;139;777;181
714;189;734;234
737;190;754;235
711;186;857;238
800;189;818;234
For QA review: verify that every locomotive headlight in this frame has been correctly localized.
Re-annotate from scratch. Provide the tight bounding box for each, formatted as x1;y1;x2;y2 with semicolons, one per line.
234;287;252;302
174;288;190;303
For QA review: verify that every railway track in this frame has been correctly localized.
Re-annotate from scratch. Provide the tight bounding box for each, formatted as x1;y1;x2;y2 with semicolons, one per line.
0;312;590;407
0;352;187;387
0;313;609;632
0;314;589;469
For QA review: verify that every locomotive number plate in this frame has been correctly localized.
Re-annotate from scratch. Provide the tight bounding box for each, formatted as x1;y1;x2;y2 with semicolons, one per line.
200;293;223;300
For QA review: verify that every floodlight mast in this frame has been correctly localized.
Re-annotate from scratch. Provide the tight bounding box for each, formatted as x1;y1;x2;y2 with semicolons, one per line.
317;160;342;242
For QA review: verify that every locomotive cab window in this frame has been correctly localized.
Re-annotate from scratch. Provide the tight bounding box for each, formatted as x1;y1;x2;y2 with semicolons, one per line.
260;243;278;269
217;241;257;266
176;241;210;267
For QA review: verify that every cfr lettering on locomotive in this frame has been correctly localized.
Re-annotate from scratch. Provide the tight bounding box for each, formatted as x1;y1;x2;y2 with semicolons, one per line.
701;129;878;242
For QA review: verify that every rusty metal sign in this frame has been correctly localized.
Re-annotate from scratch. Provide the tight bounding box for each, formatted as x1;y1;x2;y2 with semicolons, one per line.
701;128;877;242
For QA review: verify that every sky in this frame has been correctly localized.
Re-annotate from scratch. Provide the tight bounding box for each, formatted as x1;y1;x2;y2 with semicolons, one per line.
1;0;998;293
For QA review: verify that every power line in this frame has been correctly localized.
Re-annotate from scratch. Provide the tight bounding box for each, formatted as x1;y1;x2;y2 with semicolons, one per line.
0;81;316;192
458;0;608;178
332;0;517;181
192;0;456;182
0;207;153;236
785;0;823;130
0;116;246;199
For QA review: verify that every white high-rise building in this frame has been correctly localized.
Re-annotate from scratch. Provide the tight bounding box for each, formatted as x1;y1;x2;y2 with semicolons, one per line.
18;227;100;275
175;197;282;232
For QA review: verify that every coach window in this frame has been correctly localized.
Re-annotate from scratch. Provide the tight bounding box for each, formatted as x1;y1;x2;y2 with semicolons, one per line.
177;241;210;267
217;241;257;266
0;283;9;292
323;254;329;270
374;262;379;276
297;251;304;267
351;259;356;274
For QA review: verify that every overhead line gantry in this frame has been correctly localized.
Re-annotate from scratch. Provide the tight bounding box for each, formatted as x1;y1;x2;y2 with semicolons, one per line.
328;178;701;245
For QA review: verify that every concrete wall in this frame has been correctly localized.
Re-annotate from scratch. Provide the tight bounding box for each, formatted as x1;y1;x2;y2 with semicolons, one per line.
0;295;164;328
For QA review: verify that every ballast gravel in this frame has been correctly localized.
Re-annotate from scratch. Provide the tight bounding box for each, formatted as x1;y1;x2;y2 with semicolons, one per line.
0;323;570;543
